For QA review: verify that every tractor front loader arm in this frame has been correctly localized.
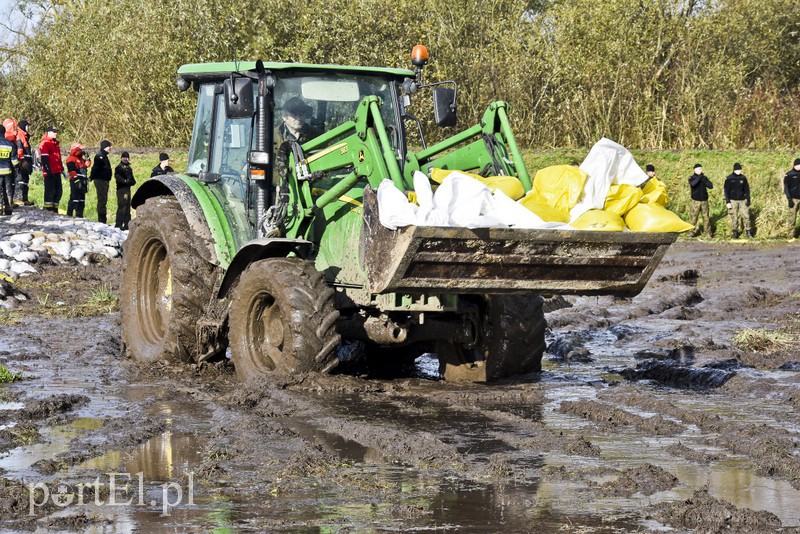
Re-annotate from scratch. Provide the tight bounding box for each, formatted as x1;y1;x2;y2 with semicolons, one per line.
281;96;406;239
404;101;532;192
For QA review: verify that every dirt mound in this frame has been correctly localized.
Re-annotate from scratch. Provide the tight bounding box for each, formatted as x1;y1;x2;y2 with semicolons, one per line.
559;399;684;435
628;288;703;318
652;489;783;532
20;394;90;420
619;359;736;389
598;463;678;497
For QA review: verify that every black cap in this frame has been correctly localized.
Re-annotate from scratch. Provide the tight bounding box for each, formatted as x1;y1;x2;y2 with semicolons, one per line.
794;158;800;166
282;96;312;117
159;152;170;162
121;151;130;159
694;163;702;170
17;120;28;132
100;140;112;150
0;125;5;136
46;125;58;133
645;164;655;172
733;162;742;171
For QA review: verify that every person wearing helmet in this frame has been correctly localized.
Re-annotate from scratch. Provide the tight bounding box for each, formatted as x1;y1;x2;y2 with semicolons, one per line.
15;120;34;205
2;119;17;207
66;143;91;217
39;125;64;213
0;124;18;216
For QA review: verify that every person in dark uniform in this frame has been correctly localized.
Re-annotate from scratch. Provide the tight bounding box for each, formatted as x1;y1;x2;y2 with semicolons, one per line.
89;140;113;223
114;151;136;230
724;162;752;238
785;158;800;238
150;152;174;178
688;163;714;237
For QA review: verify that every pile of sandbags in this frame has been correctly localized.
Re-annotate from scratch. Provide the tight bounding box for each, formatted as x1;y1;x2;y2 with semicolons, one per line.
377;138;692;232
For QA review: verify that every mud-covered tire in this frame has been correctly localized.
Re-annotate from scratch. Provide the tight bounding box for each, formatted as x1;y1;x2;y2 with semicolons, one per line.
228;258;341;380
120;196;215;363
437;295;547;382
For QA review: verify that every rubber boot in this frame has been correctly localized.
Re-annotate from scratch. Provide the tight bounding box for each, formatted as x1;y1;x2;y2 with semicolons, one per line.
746;230;753;238
733;230;739;239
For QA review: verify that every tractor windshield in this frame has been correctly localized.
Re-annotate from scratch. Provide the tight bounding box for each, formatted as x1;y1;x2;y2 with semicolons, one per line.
273;73;401;146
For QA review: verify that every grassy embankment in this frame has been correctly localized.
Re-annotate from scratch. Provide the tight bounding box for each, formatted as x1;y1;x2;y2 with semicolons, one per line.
20;148;800;239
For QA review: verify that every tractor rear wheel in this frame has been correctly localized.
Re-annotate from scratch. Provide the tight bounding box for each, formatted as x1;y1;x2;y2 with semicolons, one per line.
228;258;341;380
437;295;546;382
120;197;216;363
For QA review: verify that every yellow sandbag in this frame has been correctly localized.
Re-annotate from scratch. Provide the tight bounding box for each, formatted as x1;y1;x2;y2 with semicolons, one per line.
430;168;524;200
570;209;626;232
604;184;643;216
531;165;588;212
519;194;570;222
624;203;693;233
640;177;669;206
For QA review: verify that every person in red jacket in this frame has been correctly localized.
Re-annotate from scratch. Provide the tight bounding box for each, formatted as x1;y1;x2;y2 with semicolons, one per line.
39;125;64;212
2;119;17;207
66;143;91;217
15;120;34;205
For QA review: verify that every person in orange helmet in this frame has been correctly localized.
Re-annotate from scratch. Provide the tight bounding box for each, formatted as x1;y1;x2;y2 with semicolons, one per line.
2;119;17;206
15;120;34;205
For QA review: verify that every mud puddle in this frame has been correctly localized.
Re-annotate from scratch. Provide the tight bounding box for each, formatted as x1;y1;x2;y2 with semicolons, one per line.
2;242;800;531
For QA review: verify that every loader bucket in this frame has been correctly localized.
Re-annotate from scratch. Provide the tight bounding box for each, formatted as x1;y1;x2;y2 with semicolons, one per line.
362;187;677;297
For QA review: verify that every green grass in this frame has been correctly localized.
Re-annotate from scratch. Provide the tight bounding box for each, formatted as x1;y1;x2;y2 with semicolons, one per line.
25;150;188;224
0;364;23;383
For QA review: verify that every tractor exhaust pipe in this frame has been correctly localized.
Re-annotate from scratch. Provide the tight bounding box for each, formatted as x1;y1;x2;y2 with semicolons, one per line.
253;61;275;235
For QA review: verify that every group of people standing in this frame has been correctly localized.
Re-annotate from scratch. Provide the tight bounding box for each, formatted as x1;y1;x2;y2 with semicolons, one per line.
684;159;800;239
0;120;148;231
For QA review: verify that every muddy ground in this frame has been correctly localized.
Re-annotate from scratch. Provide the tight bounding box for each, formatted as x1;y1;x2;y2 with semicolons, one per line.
1;232;800;533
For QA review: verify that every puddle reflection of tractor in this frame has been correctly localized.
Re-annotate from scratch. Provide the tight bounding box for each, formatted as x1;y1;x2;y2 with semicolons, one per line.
121;46;676;382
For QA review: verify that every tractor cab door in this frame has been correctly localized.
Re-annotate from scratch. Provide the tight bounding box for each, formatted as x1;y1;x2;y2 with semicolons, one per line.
187;82;255;250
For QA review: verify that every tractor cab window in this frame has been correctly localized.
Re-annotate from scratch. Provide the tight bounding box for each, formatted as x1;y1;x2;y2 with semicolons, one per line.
187;84;215;175
208;90;252;202
273;73;402;149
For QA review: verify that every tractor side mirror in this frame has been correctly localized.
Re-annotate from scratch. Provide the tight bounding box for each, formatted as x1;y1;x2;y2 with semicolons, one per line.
433;87;457;127
223;78;254;119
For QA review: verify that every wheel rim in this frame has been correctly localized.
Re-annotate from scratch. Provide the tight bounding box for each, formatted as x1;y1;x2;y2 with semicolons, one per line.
136;237;171;345
245;291;284;371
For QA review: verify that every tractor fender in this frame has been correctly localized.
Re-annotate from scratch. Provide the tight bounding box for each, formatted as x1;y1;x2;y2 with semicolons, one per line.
217;238;314;298
132;175;234;268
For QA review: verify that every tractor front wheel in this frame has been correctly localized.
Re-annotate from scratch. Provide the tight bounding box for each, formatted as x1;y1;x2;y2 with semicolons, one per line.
228;258;340;381
437;295;547;382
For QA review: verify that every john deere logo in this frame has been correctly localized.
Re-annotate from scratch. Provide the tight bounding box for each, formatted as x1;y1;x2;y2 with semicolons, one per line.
358;150;365;163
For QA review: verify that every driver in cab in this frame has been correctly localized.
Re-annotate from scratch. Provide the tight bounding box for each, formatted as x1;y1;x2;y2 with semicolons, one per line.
276;96;322;144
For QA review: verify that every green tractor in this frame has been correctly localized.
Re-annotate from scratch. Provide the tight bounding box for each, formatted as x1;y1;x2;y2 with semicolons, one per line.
121;47;676;382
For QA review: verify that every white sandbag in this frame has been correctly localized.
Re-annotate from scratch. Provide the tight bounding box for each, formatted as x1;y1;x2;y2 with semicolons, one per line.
413;171;449;226
571;138;648;221
431;173;502;228
377;180;418;230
